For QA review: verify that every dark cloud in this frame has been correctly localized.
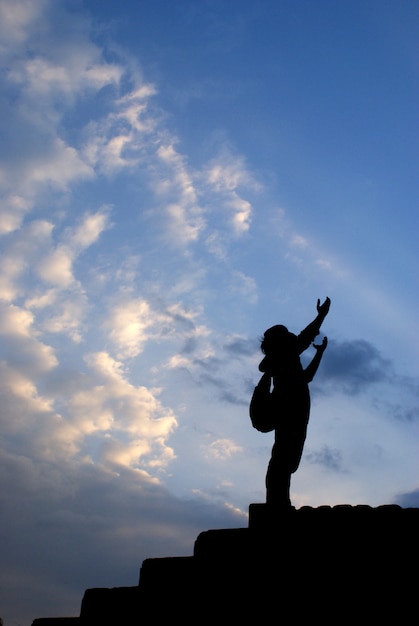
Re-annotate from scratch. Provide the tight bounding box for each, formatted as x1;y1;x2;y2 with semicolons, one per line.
217;385;248;406
224;336;258;358
312;338;392;394
0;450;245;624
395;488;419;508
376;401;419;423
306;445;345;472
173;337;257;407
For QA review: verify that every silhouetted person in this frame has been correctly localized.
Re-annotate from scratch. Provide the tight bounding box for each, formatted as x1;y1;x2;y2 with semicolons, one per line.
250;297;330;509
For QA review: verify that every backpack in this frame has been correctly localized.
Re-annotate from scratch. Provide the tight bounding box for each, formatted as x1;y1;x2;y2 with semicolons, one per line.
249;373;276;433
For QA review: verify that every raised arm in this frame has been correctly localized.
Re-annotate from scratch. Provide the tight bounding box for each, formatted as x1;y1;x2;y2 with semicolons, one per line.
297;297;331;353
304;336;328;382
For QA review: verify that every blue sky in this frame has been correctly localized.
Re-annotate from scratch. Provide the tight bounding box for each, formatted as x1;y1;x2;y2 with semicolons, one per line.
0;0;417;622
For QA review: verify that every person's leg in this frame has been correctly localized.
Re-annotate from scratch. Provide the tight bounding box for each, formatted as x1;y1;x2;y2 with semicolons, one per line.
265;444;292;508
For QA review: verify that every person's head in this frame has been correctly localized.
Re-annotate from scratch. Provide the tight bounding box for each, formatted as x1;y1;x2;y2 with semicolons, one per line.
261;324;293;355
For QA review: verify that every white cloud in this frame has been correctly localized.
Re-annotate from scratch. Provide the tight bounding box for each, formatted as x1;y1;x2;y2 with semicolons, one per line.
205;438;244;460
104;298;206;362
0;303;58;373
116;84;158;132
0;0;130;236
291;234;309;248
154;142;206;245
99;438;155;468
166;202;205;244
0;362;55;428
106;298;159;359
157;144;198;204
35;210;109;288
15;55;122;97
166;354;194;370
206;155;255;191
0;220;55;302
229;270;258;303
83;82;158;174
41;296;87;342
37;244;74;287
25;289;57;309
166;302;201;324
228;196;252;234
0;303;34;337
0;194;32;235
0;0;45;51
0;254;26;302
70;210;110;250
5;0;122;102
71;351;178;468
204;152;259;237
1;213;108;343
25;139;94;190
0;321;178;468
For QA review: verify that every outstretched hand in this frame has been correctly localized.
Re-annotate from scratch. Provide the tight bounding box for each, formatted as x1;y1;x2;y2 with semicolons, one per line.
317;296;331;317
313;336;328;353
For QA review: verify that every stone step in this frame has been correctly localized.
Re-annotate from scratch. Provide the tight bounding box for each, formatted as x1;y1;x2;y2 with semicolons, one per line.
80;586;141;624
139;555;195;590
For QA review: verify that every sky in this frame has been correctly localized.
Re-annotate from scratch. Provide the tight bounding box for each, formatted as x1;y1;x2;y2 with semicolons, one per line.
0;0;417;622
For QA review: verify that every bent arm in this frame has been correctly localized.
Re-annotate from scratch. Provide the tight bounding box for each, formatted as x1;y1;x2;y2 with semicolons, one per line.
297;297;330;353
304;337;328;382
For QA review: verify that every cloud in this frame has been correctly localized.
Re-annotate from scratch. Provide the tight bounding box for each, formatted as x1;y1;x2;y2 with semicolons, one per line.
395;488;419;508
316;338;391;394
271;209;346;280
69;351;177;468
0;0;262;267
24;139;94;190
35;210;110;288
306;445;345;472
206;152;257;192
291;234;309;248
390;404;419;423
0;210;110;342
371;377;419;423
229;270;258;303
224;335;258;358
0;448;245;624
164;330;257;410
14;52;122;99
37;244;75;287
205;438;244;460
157;143;198;205
0;220;53;302
70;210;110;249
154;142;206;245
105;298;165;359
204;151;259;235
0;337;178;470
0;0;126;233
165;202;205;244
0;358;80;464
5;0;122;102
0;303;58;375
83;83;158;174
0;0;46;51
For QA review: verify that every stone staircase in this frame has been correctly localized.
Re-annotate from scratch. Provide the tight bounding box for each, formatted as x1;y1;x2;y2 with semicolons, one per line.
31;504;418;624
